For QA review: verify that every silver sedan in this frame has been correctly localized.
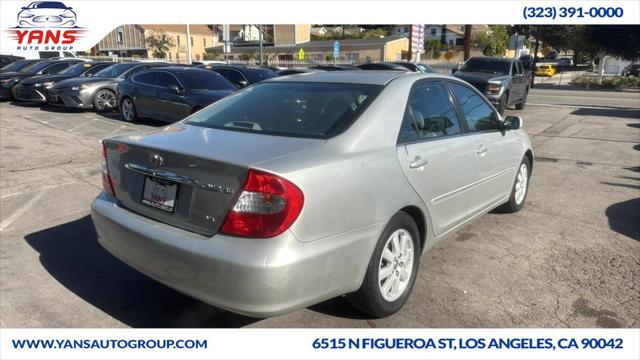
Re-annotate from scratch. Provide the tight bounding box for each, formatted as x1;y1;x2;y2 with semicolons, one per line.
91;71;533;318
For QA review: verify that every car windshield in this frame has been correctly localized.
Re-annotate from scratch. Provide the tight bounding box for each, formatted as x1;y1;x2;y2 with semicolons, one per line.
242;68;278;83
461;58;511;75
60;63;92;76
18;61;49;74
1;60;33;72
177;71;236;91
31;1;67;8
186;82;383;138
416;64;435;73
93;63;138;78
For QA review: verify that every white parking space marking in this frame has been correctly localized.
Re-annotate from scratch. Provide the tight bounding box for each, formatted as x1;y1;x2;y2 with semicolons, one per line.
0;181;77;200
68;119;97;132
528;102;638;110
0;191;45;232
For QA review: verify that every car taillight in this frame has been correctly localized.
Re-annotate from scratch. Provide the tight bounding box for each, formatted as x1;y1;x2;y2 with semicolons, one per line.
221;169;304;238
101;141;115;197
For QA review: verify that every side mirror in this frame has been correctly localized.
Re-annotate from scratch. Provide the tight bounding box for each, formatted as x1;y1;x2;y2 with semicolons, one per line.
503;115;523;130
236;79;249;88
451;68;458;74
168;84;183;94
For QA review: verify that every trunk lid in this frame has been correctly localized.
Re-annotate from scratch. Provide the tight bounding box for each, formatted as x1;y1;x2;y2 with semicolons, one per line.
104;123;324;236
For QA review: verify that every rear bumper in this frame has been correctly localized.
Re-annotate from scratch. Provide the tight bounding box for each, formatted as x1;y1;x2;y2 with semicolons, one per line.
91;192;381;317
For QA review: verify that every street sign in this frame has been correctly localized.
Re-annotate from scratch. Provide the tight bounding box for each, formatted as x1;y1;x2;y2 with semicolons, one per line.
298;48;305;61
333;40;340;59
411;24;425;53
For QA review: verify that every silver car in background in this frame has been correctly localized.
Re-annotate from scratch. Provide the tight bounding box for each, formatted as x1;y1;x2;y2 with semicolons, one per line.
92;71;533;318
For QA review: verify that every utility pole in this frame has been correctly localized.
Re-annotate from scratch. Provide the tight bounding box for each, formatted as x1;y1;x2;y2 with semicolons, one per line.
463;25;472;60
531;25;542;88
185;24;192;64
259;24;264;66
223;24;230;61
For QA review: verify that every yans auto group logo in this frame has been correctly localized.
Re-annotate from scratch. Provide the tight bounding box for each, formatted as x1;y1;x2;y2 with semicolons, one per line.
6;1;85;51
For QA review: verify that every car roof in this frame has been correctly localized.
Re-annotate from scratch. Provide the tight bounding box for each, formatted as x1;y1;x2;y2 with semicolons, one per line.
267;70;412;85
152;66;209;73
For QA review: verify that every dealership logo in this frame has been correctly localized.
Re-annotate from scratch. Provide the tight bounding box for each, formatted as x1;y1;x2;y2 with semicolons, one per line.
6;1;85;51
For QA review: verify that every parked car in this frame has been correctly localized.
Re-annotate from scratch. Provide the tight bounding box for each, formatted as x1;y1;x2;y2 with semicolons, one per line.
12;61;113;103
93;71;533;318
0;55;25;68
390;62;436;73
117;67;236;123
0;59;41;74
357;62;409;71
198;64;278;88
48;62;169;111
535;64;556;77
17;1;77;28
557;58;573;68
0;59;83;100
277;68;326;76
310;64;361;71
453;56;531;114
622;63;640;77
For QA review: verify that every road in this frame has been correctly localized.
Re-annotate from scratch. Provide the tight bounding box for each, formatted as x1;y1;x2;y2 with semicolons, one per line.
0;88;638;328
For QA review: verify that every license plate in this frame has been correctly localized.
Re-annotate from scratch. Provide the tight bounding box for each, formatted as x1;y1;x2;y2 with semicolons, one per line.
141;177;178;213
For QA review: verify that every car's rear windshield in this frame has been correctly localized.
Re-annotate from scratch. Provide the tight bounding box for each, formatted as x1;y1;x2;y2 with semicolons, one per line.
461;58;511;75
243;68;278;83
94;63;137;78
185;82;383;138
177;70;236;90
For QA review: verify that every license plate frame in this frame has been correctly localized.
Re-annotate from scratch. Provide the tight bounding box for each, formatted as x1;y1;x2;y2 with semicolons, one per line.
140;176;179;213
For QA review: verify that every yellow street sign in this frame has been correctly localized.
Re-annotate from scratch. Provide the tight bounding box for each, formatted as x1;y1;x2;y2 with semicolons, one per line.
298;48;305;61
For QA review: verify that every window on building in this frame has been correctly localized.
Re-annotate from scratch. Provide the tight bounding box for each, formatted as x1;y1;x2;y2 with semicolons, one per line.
175;52;179;60
448;39;454;45
404;27;409;32
191;37;194;46
176;35;181;46
278;54;294;61
203;38;207;47
168;53;172;61
430;28;437;35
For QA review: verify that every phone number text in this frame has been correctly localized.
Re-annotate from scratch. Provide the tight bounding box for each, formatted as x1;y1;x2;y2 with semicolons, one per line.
523;6;623;20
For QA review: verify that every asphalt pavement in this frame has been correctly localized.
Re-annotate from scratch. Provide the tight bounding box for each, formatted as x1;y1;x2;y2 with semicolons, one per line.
0;88;638;328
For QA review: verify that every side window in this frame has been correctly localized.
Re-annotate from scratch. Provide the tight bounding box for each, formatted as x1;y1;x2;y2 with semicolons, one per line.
211;68;228;78
42;63;69;74
516;61;523;74
226;69;247;87
124;66;148;79
156;72;180;88
401;82;462;142
132;71;157;85
511;62;517;75
84;64;107;77
450;83;499;132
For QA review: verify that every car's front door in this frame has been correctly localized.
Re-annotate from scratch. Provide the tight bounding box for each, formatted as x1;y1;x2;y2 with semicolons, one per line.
130;71;158;118
397;81;478;237
449;81;519;215
154;71;190;122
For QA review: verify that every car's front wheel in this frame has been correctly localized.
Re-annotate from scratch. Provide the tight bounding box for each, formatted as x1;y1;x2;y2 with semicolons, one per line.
515;88;528;110
93;89;117;112
496;93;508;114
120;97;137;122
348;212;420;318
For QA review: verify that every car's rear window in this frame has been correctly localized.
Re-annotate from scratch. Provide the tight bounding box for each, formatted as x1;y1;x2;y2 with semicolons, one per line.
185;82;383;138
243;68;278;83
177;70;236;90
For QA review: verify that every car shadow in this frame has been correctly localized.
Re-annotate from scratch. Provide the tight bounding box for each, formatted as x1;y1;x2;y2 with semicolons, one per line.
24;215;261;328
605;198;640;241
571;107;640;119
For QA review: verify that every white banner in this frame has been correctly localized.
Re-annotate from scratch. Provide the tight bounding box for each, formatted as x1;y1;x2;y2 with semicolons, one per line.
1;328;639;360
1;0;639;53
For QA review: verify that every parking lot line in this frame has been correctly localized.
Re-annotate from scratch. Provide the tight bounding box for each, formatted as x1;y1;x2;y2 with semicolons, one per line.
528;102;638;110
0;180;77;200
0;191;45;232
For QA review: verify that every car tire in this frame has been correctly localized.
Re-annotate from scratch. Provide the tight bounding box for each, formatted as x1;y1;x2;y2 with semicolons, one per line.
515;89;528;110
347;212;421;318
497;93;508;114
498;156;531;213
93;89;117;113
120;97;137;123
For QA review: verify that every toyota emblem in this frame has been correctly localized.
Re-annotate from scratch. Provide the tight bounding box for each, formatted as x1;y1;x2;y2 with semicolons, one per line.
150;153;163;167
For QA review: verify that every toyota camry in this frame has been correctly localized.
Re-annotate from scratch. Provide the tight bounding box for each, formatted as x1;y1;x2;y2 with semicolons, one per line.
92;71;533;318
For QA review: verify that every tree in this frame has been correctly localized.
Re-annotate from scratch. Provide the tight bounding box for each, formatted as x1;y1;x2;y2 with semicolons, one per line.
583;25;640;61
425;39;443;59
474;25;509;56
146;30;175;59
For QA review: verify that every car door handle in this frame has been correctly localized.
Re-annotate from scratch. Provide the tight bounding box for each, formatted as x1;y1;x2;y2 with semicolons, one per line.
476;146;488;156
409;157;428;169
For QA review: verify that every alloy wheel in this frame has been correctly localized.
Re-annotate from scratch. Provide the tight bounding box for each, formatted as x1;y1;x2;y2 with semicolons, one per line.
514;163;528;204
378;229;414;302
95;90;116;111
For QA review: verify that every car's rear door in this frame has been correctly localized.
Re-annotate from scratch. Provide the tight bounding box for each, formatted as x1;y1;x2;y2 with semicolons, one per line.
397;80;478;236
448;81;518;215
